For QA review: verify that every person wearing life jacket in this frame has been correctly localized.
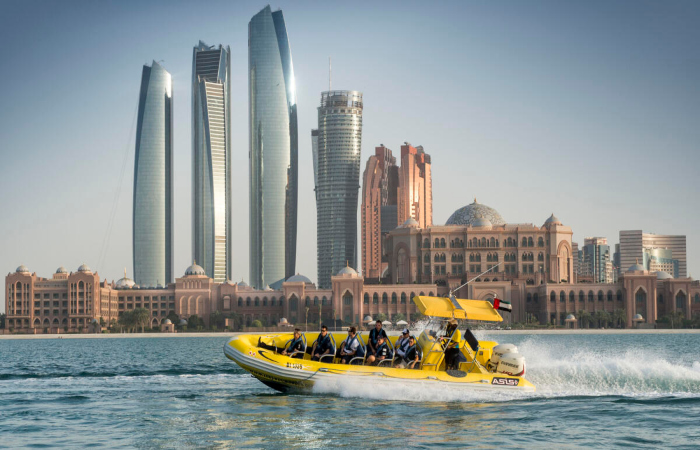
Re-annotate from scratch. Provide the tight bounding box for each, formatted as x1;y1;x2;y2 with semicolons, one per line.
339;327;362;364
258;328;304;358
366;334;392;365
442;318;466;370
394;328;411;361
367;320;388;356
310;325;333;361
398;335;420;369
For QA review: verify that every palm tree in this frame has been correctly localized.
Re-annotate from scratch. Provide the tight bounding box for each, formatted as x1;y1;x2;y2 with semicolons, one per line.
612;309;626;328
578;309;591;329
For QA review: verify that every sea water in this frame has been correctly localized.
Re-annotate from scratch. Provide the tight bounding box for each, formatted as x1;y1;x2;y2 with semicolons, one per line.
1;333;699;448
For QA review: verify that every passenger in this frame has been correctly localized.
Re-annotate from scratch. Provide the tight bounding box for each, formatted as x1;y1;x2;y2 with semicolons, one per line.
339;327;361;364
310;325;333;362
366;335;392;365
443;318;465;370
394;328;411;362
396;335;420;369
257;328;304;358
367;320;388;356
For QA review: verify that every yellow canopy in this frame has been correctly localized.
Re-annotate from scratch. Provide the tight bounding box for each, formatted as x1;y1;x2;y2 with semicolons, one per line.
413;296;503;322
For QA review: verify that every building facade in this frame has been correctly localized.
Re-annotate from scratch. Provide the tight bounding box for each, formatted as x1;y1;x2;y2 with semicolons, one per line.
619;230;686;278
249;6;298;289
314;90;363;288
192;41;232;283
133;61;173;288
397;143;432;228
361;145;398;281
579;237;614;284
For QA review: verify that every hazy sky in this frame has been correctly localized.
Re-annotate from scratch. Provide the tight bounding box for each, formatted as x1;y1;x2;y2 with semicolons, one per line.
1;0;699;310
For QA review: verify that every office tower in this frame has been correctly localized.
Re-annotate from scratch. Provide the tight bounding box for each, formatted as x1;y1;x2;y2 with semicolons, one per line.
580;237;614;283
361;145;398;281
192;41;231;284
619;230;686;277
397;143;432;228
249;6;298;289
572;242;580;278
314;90;363;288
133;61;173;288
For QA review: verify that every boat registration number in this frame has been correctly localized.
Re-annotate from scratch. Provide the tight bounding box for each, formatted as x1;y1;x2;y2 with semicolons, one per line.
286;362;304;370
491;377;519;386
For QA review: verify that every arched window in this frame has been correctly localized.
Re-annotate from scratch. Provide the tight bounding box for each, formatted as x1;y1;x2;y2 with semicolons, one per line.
538;253;544;261
550;291;556;302
382;293;388;304
271;297;276;306
527;293;532;302
579;291;585;303
401;293;407;304
364;293;369;304
476;253;481;262
635;289;646;316
254;297;260;306
469;253;474;262
490;237;495;247
695;294;700;304
481;238;486;247
597;290;604;302
617;290;623;302
391;293;397;304
263;297;268;306
279;298;285;308
440;253;446;263
424;238;430;248
410;292;416;303
322;296;328;306
569;291;575;303
522;237;528;247
528;237;534;247
606;291;613;302
429;291;434;296
588;291;594;302
560;291;566;302
313;296;319;306
424;254;430;263
305;297;310;306
373;293;379;304
493;253;498;262
434;254;440;262
472;237;478;248
246;297;251;306
538;237;544;247
495;239;499;247
676;291;687;311
434;238;440;248
440;238;446;248
238;298;243;307
657;294;664;304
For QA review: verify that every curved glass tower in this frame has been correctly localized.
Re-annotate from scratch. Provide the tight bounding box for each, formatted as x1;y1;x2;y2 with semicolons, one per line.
192;42;231;283
314;91;364;288
249;6;298;289
133;61;173;288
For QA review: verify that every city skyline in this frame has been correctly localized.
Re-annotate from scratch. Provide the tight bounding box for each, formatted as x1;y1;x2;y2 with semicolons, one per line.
2;1;700;311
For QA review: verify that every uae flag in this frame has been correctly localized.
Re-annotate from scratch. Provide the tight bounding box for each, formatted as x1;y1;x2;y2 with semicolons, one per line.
493;298;512;313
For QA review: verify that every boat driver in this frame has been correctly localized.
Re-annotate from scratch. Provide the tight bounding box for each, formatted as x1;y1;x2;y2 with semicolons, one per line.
366;334;392;365
443;319;466;370
258;328;304;358
310;325;333;362
339;327;361;364
367;320;388;356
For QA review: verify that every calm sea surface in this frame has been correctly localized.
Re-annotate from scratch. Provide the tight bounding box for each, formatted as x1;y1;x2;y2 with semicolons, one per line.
1;333;700;448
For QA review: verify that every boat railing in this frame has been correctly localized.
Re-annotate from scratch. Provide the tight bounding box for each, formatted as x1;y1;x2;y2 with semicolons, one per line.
421;325;457;371
349;333;367;365
319;333;337;363
459;329;482;373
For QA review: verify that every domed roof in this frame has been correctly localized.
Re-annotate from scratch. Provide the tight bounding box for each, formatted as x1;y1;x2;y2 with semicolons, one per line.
237;280;249;288
544;213;562;226
286;273;313;284
115;277;136;289
400;217;419;228
628;263;646;272
56;266;68;274
77;264;91;273
179;319;188;325
184;262;206;276
163;319;172;325
471;214;492;228
279;317;288;324
656;271;673;280
446;199;505;226
337;265;358;276
16;264;30;274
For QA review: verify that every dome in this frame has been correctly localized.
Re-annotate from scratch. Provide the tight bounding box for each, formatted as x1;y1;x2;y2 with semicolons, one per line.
77;264;91;273
656;271;673;280
565;314;577;322
628;263;646;272
56;266;68;274
544;213;562;226
400;217;419;228
16;264;30;274
237;280;249;288
91;318;99;324
163;319;172;325
279;318;288;324
337;266;358;276
446;199;505;226
179;319;188;325
471;214;492;228
286;274;313;284
184;262;206;276
115;277;136;289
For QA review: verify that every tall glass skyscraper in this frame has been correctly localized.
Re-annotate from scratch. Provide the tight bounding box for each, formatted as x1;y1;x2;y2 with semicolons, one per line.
192;42;231;283
133;61;173;288
249;6;298;289
313;91;364;288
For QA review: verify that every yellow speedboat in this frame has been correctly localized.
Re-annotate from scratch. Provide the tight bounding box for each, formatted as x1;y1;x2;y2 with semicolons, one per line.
223;295;535;393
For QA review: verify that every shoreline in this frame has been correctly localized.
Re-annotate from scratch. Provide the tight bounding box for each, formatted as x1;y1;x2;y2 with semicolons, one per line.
1;328;700;340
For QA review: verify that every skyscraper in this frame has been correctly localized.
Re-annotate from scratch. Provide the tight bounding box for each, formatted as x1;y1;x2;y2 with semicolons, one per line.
361;145;398;281
314;90;363;288
249;6;298;289
398;143;432;228
580;237;614;283
192;42;231;283
133;61;173;288
619;230;687;277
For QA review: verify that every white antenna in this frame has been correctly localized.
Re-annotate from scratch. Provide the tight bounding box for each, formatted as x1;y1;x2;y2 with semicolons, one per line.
329;57;332;91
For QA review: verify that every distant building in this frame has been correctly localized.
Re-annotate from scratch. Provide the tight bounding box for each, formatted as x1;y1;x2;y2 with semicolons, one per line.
314;91;363;288
133;61;173;288
192;41;231;283
580;237;615;284
249;6;298;289
398;143;432;229
619;230;686;278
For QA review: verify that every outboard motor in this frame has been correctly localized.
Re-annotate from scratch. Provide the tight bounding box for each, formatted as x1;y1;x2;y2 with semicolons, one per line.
491;344;518;365
489;344;526;376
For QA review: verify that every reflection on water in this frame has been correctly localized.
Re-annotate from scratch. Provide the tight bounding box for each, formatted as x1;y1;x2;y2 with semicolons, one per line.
1;334;699;448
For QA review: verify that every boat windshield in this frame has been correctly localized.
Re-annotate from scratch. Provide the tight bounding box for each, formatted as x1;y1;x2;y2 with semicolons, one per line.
418;317;448;341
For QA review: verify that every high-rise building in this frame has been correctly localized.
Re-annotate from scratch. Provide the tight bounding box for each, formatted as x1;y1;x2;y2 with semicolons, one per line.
619;230;686;277
361;146;398;281
133;61;173;288
192;41;231;283
249;6;298;289
398;143;432;228
580;237;614;283
314;90;363;288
